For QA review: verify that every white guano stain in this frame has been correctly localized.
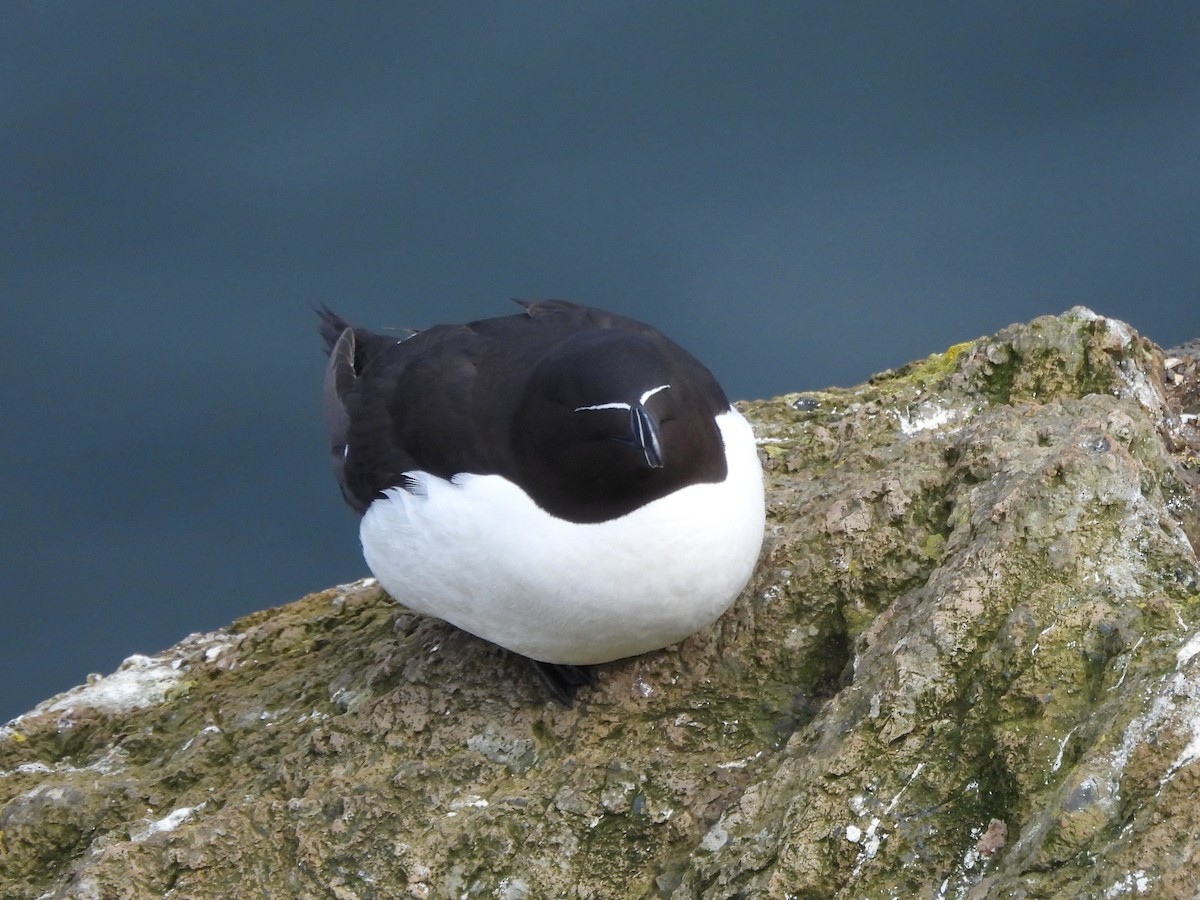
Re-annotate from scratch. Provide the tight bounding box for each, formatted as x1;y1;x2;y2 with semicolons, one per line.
847;762;926;877
131;803;205;842
897;404;960;435
45;654;182;716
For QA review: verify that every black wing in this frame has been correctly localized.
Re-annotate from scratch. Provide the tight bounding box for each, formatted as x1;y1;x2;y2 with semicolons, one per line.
318;302;593;514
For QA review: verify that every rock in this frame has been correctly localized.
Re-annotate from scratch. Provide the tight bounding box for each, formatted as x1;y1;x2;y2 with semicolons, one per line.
3;308;1199;899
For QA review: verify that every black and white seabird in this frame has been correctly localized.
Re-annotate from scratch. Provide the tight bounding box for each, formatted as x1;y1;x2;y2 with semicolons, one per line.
318;300;765;704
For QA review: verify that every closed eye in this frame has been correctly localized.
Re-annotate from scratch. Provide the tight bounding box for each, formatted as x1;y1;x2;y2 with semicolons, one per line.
574;401;631;412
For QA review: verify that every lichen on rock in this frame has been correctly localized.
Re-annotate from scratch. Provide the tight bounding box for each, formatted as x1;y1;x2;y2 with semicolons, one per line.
3;308;1199;899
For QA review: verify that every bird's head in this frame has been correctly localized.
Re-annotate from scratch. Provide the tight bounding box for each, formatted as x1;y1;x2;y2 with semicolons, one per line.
512;328;726;522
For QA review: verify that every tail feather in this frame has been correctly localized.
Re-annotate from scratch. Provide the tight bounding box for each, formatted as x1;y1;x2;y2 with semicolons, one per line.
316;304;351;355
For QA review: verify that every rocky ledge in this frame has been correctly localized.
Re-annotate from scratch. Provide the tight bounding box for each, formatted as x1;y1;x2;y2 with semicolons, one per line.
3;308;1199;899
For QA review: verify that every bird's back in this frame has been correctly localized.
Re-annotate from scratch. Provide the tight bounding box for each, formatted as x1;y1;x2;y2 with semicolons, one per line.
319;300;728;518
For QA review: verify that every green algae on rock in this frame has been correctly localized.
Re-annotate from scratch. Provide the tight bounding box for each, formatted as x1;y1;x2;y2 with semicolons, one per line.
3;308;1199;899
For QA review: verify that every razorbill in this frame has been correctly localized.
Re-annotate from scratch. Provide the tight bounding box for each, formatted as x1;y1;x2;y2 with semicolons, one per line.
318;300;765;704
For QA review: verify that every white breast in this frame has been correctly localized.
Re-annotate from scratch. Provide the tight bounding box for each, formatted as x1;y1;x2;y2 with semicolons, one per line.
359;409;765;664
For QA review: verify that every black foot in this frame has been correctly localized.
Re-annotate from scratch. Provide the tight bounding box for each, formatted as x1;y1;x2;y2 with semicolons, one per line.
528;659;596;707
